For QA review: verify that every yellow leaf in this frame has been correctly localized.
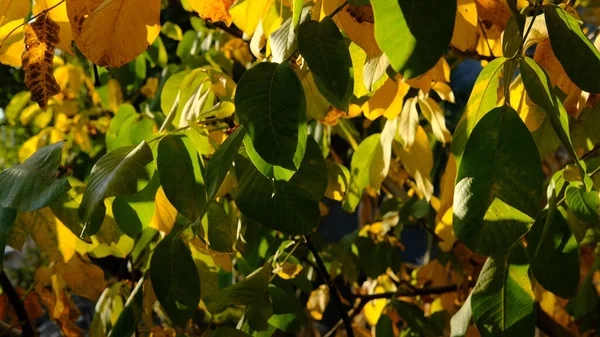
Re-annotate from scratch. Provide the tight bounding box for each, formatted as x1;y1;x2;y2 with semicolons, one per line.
18;128;64;162
189;0;235;26
62;255;107;300
0;0;28;27
140;77;159;99
67;0;161;68
383;80;411;120
307;284;330;320
533;39;579;101
20;103;43;126
14;208;78;263
398;97;419;149
22;12;61;110
362;78;409;121
363;286;387;326
229;0;271;37
435;207;456;252
0;20;24;66
418;93;452;144
451;0;478;52
509;75;545;132
298;68;330;121
325;161;350;201
395;126;433;200
436;155;456;223
54;64;85;100
223;38;252;66
277;262;303;280
322;0;380;58
108;79;123;112
33;0;74;54
149;187;177;234
432;82;455;103
160;21;183;41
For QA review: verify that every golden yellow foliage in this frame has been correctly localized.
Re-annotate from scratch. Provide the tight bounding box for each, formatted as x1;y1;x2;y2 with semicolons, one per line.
0;20;24;66
452;0;478;52
22;12;61;110
0;0;29;26
189;0;235;26
149;187;178;234
67;0;161;67
61;255;107;300
307;284;330;320
363;286;387;326
33;0;74;54
395;126;434;201
509;75;546;132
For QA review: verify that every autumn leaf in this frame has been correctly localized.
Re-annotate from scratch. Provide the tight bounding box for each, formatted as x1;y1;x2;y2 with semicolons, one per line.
0;0;30;26
33;0;74;54
0;20;24;66
61;254;107;300
22;12;61;109
67;0;161;67
189;0;235;26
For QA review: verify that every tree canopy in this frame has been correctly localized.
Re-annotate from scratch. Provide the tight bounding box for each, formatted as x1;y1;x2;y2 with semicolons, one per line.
0;0;600;336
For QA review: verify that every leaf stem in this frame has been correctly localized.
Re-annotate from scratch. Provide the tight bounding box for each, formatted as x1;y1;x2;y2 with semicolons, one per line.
0;0;66;49
328;1;349;18
305;236;354;337
0;272;35;337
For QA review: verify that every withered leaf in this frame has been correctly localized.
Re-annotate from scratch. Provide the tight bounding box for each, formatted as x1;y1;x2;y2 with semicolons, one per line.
22;12;61;110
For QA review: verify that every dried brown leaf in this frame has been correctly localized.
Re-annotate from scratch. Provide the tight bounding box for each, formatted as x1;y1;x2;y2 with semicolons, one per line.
22;12;61;110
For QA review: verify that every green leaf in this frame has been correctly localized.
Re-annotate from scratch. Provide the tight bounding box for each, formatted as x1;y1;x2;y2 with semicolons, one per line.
528;208;579;299
206;126;246;201
157;135;206;221
0;207;17;272
160;70;191;119
235;138;325;235
211;328;252;337
235;157;320;235
79;142;153;236
566;258;600;319
453;106;543;255
108;276;144;337
544;5;600;93
0;141;70;212
343;134;384;212
502;14;525;58
247;291;273;331
376;315;394;337
298;17;354;111
451;57;507;163
364;53;390;93
207;202;237;253
565;184;600;226
520;57;585;176
106;104;154;151
204;265;271;314
270;5;311;63
243;132;274;178
4;91;31;125
389;300;434;337
150;235;201;326
268;286;307;333
371;0;456;79
235;62;307;170
471;245;536;337
450;294;472;337
113;172;160;238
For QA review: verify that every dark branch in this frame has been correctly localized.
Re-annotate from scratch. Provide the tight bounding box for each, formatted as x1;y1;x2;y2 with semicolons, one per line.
305;236;354;337
356;284;462;302
449;47;497;62
211;22;245;40
0;272;35;337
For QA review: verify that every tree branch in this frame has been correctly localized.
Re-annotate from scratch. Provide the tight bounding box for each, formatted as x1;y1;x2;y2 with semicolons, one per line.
305;236;354;337
210;22;245;40
0;272;35;337
356;284;462;302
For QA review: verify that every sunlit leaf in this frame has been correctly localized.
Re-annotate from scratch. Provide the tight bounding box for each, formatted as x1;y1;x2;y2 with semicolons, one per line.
66;0;161;67
235;62;307;170
79;142;153;236
0;141;69;212
454;106;543;255
371;0;455;78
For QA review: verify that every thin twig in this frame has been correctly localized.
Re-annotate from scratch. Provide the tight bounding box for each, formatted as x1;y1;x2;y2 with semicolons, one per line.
305;236;354;337
0;272;35;337
328;1;349;18
211;21;245;40
324;284;465;337
0;0;66;48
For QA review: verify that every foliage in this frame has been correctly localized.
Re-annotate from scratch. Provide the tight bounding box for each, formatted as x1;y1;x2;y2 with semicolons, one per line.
0;0;599;336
